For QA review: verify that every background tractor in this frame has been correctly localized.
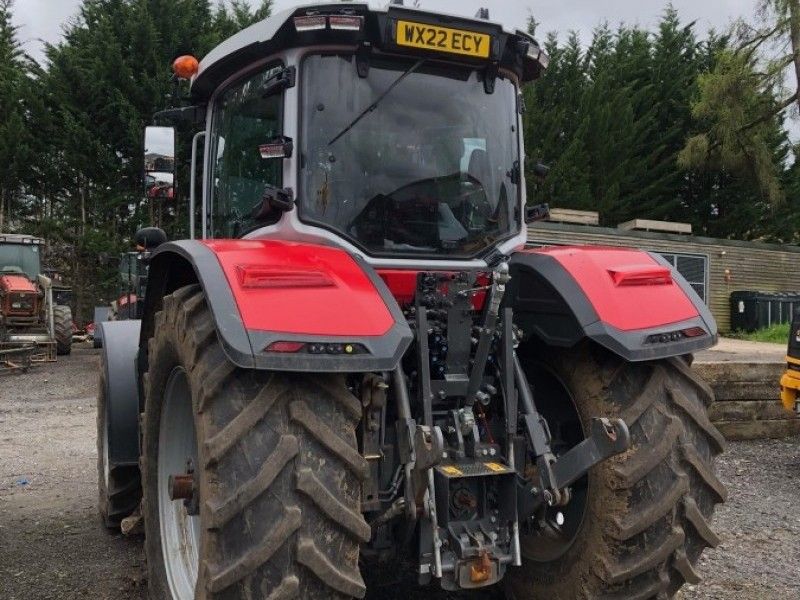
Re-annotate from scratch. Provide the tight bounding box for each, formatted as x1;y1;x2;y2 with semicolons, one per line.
93;228;165;348
0;233;73;360
98;3;725;599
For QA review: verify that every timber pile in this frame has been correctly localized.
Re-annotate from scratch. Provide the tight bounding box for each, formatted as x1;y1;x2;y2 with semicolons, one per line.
694;361;800;440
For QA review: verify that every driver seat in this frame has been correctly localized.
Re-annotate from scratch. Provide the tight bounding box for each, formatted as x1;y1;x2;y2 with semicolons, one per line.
467;148;492;188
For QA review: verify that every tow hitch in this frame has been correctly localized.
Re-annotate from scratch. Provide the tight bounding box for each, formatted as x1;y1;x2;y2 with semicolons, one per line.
517;417;630;518
514;352;631;515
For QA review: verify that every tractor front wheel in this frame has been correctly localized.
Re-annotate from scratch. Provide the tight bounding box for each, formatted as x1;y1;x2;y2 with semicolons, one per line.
508;343;726;600
54;304;72;355
142;284;370;600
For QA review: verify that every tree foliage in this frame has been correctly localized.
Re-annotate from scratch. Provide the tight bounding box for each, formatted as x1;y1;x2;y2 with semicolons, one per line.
526;6;796;240
0;0;34;232
0;0;272;322
678;0;800;221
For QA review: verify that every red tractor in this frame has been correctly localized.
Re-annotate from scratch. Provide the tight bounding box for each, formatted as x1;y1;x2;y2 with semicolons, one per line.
98;4;725;599
0;233;73;360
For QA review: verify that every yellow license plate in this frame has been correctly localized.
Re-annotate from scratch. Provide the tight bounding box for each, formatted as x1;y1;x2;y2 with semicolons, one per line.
396;20;491;59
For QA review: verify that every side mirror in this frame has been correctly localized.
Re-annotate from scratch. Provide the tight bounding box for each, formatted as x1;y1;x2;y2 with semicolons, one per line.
531;161;551;180
135;227;168;250
525;203;550;224
144;126;176;199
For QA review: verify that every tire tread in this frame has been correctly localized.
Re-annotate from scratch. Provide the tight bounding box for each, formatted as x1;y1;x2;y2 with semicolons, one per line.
510;346;725;600
208;506;302;593
296;537;367;598
143;285;369;599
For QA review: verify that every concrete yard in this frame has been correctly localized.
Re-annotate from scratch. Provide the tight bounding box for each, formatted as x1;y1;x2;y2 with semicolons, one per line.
695;337;786;364
1;346;799;599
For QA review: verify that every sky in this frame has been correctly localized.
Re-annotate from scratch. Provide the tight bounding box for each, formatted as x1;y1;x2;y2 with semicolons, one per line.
12;0;757;65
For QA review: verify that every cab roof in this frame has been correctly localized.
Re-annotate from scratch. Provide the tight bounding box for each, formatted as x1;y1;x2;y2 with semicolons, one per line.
191;2;547;99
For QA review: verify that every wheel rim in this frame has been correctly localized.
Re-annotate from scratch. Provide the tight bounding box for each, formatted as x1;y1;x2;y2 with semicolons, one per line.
519;365;589;563
158;367;200;600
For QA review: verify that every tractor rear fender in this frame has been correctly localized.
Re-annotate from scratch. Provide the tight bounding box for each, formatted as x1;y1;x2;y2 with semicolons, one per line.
507;246;718;362
141;240;413;375
99;320;141;468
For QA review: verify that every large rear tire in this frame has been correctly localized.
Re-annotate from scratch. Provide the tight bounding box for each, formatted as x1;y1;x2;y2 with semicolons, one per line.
508;343;726;600
54;304;72;355
142;284;370;600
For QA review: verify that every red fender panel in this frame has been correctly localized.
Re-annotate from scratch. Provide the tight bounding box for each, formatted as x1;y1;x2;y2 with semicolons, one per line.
508;246;717;361
142;240;412;373
203;240;395;337
531;246;699;331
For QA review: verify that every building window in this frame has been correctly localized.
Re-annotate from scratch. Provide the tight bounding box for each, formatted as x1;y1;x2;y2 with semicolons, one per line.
658;252;709;304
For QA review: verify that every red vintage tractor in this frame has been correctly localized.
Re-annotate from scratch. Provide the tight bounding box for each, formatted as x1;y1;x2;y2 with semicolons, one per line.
0;233;73;362
98;4;725;599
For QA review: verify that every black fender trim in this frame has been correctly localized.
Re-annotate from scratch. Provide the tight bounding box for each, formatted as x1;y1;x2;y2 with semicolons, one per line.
143;241;253;368
92;306;111;347
506;251;718;362
100;320;141;467
143;241;413;373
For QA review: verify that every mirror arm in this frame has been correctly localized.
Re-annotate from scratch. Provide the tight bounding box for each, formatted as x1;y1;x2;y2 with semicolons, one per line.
528;160;551;180
261;66;297;98
525;203;550;224
153;104;206;126
484;62;499;94
356;43;372;78
251;186;295;220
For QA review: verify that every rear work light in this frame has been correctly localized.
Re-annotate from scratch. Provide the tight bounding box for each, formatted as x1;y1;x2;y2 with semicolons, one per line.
258;137;293;159
294;14;364;32
329;15;364;31
294;15;327;32
528;45;549;68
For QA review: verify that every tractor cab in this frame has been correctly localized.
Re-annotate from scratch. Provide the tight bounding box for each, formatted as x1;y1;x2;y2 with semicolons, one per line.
0;234;44;281
154;2;546;267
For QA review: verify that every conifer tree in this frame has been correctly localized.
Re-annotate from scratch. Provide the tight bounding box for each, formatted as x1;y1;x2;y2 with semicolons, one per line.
0;0;32;231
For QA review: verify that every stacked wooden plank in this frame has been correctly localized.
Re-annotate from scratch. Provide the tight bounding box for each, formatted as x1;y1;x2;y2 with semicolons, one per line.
694;361;800;440
545;208;599;226
617;218;692;234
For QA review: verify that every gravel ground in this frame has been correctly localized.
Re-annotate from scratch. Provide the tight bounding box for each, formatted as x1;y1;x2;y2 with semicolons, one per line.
1;347;798;599
676;434;800;600
0;347;145;600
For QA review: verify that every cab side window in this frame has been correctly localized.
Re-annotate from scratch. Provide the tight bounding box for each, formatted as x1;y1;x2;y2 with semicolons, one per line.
210;64;284;238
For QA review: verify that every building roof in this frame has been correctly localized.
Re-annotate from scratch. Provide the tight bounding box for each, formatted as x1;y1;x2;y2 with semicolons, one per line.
529;220;800;254
0;233;45;246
